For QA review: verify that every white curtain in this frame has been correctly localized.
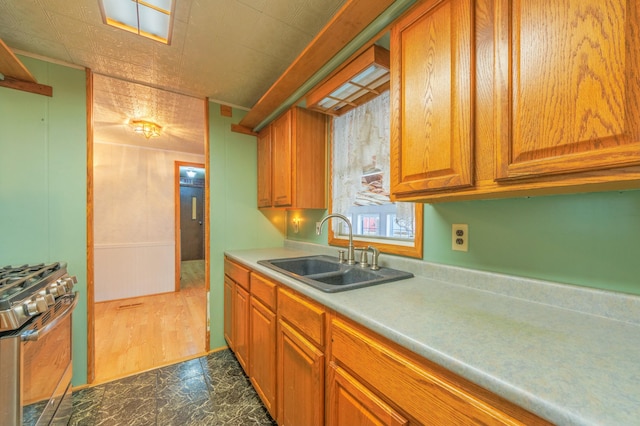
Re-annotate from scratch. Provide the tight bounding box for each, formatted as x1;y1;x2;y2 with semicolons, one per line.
332;91;414;236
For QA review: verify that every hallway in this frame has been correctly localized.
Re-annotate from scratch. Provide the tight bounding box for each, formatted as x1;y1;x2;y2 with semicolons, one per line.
94;260;207;384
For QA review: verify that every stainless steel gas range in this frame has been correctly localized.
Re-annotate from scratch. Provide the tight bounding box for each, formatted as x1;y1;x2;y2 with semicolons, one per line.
0;262;78;426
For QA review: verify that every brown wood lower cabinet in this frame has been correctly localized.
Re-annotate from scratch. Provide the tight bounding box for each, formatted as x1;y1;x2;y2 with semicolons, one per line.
223;276;234;349
329;316;551;425
327;363;408;426
224;258;551;425
249;273;277;418
277;287;326;426
224;257;250;374
233;284;250;373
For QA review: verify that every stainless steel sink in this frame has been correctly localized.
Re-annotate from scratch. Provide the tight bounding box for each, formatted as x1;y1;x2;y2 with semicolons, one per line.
257;255;413;293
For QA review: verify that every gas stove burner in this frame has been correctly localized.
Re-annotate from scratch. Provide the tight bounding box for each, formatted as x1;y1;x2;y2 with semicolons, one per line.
0;262;75;333
0;263;61;294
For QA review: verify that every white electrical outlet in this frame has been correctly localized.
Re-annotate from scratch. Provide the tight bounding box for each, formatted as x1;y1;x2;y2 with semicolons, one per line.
452;224;468;252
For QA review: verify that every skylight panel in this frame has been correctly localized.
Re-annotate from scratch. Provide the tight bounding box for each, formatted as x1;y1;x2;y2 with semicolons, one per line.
99;0;174;44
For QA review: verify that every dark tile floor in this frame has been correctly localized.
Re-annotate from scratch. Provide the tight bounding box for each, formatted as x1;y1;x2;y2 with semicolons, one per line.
69;349;277;426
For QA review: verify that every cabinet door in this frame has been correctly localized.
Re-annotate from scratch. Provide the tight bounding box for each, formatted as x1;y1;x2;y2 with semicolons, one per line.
272;110;293;207
257;125;272;208
249;297;277;418
390;0;474;195
277;319;324;426
233;284;250;374
327;363;409;426
223;276;234;350
495;0;640;180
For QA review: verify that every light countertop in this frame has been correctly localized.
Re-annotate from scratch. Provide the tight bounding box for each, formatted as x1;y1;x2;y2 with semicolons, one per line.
225;242;640;426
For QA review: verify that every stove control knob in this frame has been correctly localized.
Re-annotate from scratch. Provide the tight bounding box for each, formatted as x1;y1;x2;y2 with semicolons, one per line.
48;284;59;297
64;276;77;290
24;301;39;316
24;296;48;316
50;282;64;296
39;290;55;306
54;279;69;295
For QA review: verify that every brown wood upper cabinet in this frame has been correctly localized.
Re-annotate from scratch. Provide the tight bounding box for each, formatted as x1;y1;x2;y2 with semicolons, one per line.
495;0;640;181
390;0;640;202
257;127;272;208
258;107;327;209
390;0;475;196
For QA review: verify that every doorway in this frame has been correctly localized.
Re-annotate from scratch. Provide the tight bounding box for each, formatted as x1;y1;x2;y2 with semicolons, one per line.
89;74;210;384
175;162;206;292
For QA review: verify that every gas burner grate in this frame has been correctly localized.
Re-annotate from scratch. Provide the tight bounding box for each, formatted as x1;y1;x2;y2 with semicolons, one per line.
0;263;61;293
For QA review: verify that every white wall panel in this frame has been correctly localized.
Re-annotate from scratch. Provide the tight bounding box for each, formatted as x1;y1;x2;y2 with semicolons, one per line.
94;242;175;302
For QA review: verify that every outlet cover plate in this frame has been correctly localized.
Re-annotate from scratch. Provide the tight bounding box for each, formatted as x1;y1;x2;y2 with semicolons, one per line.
452;224;468;252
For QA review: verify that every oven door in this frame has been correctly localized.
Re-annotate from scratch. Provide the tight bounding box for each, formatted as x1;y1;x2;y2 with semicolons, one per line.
22;293;78;426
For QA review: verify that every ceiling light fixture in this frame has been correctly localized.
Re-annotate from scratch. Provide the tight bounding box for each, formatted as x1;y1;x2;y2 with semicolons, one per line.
129;119;162;139
99;0;175;44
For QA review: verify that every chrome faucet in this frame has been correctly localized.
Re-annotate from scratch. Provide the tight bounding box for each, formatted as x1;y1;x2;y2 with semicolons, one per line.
316;214;356;265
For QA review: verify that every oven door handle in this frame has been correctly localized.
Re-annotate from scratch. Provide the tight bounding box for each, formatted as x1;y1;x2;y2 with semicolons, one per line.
21;292;79;342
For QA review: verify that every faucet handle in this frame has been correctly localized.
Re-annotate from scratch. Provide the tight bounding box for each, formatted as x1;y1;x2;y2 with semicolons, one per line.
359;250;369;268
367;245;380;270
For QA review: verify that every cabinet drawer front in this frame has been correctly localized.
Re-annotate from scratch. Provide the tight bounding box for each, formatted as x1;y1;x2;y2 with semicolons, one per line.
278;287;325;348
224;258;250;290
250;273;277;311
331;318;548;426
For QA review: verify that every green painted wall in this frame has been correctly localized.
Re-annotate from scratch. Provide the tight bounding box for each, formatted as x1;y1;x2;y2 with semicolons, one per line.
0;57;88;385
208;103;284;349
292;190;640;296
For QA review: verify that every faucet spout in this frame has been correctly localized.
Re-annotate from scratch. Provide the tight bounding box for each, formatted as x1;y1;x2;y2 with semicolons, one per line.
317;214;356;265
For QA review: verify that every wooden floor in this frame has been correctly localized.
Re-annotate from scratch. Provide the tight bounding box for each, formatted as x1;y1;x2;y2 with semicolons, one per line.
94;260;207;384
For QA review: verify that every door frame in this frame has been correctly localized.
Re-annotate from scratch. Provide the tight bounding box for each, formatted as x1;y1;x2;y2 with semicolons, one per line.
174;160;206;291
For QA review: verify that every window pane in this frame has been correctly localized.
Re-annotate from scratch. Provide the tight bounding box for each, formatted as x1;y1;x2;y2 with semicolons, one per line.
331;90;415;243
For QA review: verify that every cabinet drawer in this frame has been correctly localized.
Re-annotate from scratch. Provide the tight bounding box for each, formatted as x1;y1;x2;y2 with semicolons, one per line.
224;258;250;290
250;273;277;311
278;287;325;349
330;317;550;425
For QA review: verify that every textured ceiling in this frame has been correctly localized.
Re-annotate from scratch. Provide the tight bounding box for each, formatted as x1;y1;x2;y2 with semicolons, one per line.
0;0;346;154
93;74;206;154
0;0;346;108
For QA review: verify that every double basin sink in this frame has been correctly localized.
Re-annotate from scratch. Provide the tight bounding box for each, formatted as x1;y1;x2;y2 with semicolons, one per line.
257;255;413;293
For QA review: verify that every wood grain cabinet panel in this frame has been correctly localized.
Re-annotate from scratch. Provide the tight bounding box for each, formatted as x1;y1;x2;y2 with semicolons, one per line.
277;319;324;426
390;0;474;195
250;272;277;311
233;284;250;373
223;276;233;350
271;110;293;207
277;286;325;349
259;106;327;209
257;126;272;208
249;295;277;418
224;257;250;374
327;363;409;426
224;258;250;290
495;0;640;180
329;316;551;425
